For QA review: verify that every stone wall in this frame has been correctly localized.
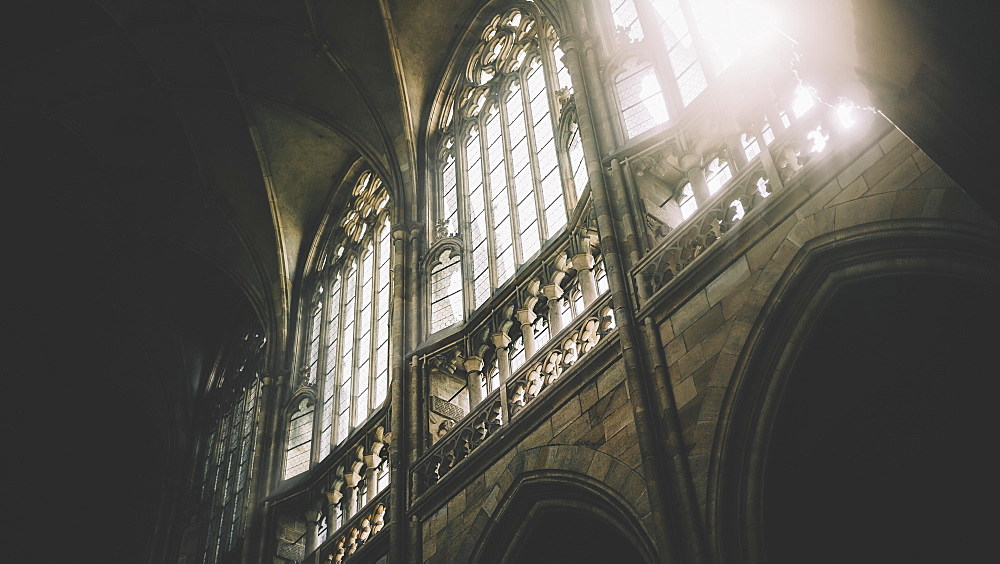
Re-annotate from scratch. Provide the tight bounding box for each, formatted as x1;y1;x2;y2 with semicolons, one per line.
419;355;655;562
650;124;996;514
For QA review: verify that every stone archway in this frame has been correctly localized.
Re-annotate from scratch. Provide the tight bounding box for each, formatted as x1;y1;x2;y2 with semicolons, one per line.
471;471;658;563
764;274;999;562
710;224;1000;562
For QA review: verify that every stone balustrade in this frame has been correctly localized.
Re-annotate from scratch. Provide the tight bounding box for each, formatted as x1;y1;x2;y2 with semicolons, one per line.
413;292;616;495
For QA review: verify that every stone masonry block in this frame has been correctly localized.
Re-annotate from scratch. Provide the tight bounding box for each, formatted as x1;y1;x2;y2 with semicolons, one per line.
550;396;582;437
658;317;675;344
864;136;917;188
600;426;635;459
664;335;687;366
604;460;633;493
519;419;552;452
865;158;921;197
836;143;884;188
906;165;956;192
596;363;626;397
796;179;840;219
674;374;698;409
621;442;643;475
553;409;595;445
447;489;467;519
671;290;710;335
891;186;930;218
579;383;599;411
587;451;614;480
602;401;634;440
745;216;795;272
700;321;729;360
675;343;706;382
722;319;751;355
591;382;628;420
706;256;751;307
683;304;725;348
826;175;869;208
708;352;739;387
912;149;935;173
877;127;907;153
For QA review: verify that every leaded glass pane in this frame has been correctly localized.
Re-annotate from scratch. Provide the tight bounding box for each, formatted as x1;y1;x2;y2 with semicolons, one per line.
617;59;669;137
284;399;313;479
610;0;644;43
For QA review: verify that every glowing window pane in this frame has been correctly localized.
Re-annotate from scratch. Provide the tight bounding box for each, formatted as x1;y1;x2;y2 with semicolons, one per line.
610;0;644;43
679;183;698;219
283;399;313;479
617;59;669;137
430;249;463;332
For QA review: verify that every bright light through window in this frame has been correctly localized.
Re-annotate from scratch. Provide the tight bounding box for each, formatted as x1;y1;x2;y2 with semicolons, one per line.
808;126;829;153
640;73;670;125
792;84;815;118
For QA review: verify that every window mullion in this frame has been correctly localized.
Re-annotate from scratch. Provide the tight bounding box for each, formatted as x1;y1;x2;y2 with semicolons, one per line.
314;280;330;460
499;79;524;267
475;117;499;292
520;63;549;241
539;40;578;214
351;254;364;429
636;0;685;114
368;237;379;415
455;125;474;317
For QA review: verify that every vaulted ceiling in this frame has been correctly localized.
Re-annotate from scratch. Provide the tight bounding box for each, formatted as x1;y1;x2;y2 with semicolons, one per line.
9;0;995;560
6;1;480;558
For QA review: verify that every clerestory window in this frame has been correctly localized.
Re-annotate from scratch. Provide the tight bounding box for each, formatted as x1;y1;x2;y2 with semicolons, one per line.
603;0;751;140
284;170;392;479
199;327;266;563
429;4;588;333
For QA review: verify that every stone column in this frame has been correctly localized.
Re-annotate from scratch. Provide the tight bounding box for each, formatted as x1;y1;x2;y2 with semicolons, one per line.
681;152;711;205
325;488;343;534
572;252;598;305
491;332;512;423
542;284;564;334
464;356;485;406
516;309;537;358
304;509;322;554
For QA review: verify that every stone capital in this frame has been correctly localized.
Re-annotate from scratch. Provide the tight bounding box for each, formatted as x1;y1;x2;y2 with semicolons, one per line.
516;308;537;325
679;151;704;171
463;356;485;373
491;332;512;349
572;253;595;271
542;284;564;300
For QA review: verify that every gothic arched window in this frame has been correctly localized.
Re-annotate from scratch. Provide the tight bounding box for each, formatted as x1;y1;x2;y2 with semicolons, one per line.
430;5;587;333
603;0;748;140
199;326;265;563
286;170;392;479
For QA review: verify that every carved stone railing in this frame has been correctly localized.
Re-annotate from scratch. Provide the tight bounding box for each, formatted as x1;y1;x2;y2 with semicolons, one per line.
412;292;616;495
631;97;837;310
272;407;391;563
305;490;389;563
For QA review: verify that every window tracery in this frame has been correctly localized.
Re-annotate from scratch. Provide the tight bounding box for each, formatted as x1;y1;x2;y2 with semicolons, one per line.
199;326;265;563
430;5;589;333
285;169;392;480
602;0;752;139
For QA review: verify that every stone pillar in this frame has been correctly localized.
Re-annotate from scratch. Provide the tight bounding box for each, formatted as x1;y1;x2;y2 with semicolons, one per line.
542;284;565;334
727;133;749;170
325;488;343;534
516;308;537;358
304;510;322;555
681;152;711;205
572;253;598;305
491;332;512;424
464;356;485;405
365;467;377;505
